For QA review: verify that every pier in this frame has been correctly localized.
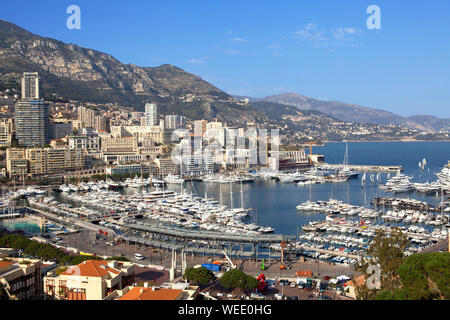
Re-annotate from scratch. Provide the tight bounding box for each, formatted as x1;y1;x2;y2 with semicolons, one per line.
296;244;360;260
24;206;118;236
321;163;403;172
126;222;295;244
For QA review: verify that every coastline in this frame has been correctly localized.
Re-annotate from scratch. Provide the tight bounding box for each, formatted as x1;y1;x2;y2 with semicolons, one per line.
323;139;450;143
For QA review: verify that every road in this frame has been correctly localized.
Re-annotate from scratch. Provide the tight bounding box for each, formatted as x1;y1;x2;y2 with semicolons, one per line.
421;238;449;253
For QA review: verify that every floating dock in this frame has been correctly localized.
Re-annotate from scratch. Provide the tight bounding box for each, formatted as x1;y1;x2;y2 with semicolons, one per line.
372;197;448;213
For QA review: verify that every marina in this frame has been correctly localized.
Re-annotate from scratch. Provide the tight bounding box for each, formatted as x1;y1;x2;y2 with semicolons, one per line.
1;142;449;268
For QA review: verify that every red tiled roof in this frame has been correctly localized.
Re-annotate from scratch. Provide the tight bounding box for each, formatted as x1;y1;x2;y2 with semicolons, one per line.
119;287;182;301
62;260;120;278
295;270;313;278
0;261;13;270
346;275;366;287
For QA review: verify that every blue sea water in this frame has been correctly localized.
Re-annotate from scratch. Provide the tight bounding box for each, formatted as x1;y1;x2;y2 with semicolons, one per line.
173;142;450;236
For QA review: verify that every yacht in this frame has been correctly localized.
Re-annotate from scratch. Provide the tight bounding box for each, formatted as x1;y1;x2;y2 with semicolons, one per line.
413;181;441;193
164;174;184;184
437;162;450;189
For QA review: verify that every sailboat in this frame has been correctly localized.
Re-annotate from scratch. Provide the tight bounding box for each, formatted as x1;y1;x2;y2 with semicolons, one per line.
419;158;427;171
361;172;367;188
339;144;359;179
370;174;375;184
229;181;233;209
240;179;245;210
376;173;381;182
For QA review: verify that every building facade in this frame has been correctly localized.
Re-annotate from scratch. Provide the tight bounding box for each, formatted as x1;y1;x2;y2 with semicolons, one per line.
165;115;186;130
6;148;27;177
50;122;73;140
0;118;13;146
145;103;158;127
0;258;43;300
15;99;50;147
21;72;39;100
101;137;138;154
43;260;135;300
26;148;85;176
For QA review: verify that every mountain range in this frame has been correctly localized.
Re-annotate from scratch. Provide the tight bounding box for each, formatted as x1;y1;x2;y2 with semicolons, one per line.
0;18;448;132
0;19;265;126
239;93;450;133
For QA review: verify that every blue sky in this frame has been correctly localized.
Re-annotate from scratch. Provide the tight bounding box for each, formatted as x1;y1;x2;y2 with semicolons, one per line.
1;0;450;117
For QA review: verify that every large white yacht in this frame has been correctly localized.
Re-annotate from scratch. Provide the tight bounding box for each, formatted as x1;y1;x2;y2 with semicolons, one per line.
437;161;450;189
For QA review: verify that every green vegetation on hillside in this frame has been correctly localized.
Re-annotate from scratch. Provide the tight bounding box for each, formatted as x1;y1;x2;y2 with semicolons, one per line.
356;228;449;300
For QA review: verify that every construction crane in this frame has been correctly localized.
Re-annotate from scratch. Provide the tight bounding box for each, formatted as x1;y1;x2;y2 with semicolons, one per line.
222;250;236;269
280;242;286;270
305;142;318;166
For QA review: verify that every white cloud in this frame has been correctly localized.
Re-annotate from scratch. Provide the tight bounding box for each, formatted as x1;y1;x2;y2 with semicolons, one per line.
187;58;204;64
293;23;328;42
292;23;362;48
305;23;317;31
232;37;248;43
332;27;362;41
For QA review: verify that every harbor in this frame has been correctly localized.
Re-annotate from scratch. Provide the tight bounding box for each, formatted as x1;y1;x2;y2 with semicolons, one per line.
1;142;449;276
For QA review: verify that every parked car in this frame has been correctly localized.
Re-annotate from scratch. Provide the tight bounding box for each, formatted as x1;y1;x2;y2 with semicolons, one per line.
279;279;290;286
274;293;284;300
250;293;265;300
134;253;145;260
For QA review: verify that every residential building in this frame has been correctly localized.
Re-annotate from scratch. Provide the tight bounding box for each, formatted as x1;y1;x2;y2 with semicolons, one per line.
6;148;27;178
26;148;85;175
77;106;97;129
94;115;110;133
0;118;13;146
0;258;43;300
50;122;73;140
21;72;39;100
15;99;50;147
154;158;180;176
194;120;208;136
145;103;158;127
165;115;186;130
176;154;214;177
43;260;136;300
206;123;225;146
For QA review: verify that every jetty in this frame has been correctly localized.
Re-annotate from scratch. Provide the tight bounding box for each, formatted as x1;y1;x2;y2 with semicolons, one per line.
321;163;403;173
296;244;360;260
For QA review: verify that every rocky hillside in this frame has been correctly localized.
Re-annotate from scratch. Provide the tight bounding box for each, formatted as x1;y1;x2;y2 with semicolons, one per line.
255;92;450;133
0;19;265;125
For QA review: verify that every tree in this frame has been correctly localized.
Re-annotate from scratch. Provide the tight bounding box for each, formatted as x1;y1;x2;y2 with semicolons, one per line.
397;252;449;300
183;267;215;286
355;228;409;300
219;269;258;292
